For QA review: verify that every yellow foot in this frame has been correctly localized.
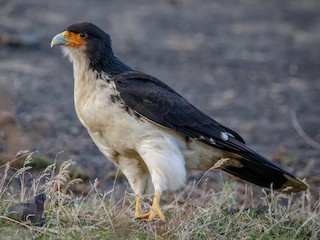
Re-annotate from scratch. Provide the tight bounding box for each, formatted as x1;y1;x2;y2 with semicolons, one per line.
134;190;165;221
136;207;165;221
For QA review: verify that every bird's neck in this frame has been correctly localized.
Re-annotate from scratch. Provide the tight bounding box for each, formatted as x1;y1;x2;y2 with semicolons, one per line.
64;45;132;76
64;50;94;108
72;59;96;106
64;46;131;109
89;53;133;76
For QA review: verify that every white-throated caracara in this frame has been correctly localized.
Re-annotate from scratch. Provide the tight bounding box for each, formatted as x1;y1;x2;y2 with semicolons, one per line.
51;22;307;221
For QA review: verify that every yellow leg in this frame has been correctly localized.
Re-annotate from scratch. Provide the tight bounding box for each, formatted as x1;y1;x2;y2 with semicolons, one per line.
135;190;165;221
134;196;142;219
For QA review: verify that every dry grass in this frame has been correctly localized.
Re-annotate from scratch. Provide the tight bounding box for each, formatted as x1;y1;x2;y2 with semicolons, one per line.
0;152;319;240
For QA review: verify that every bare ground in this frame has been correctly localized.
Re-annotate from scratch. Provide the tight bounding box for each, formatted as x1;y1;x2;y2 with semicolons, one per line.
0;0;319;198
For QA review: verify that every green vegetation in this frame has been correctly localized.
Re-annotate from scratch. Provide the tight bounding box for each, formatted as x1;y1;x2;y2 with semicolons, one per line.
0;152;319;239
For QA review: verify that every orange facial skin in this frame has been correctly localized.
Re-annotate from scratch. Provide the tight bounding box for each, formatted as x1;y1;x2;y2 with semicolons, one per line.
61;31;86;48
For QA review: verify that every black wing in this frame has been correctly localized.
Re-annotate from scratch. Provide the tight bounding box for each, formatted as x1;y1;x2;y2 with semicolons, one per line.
113;71;307;193
114;71;245;149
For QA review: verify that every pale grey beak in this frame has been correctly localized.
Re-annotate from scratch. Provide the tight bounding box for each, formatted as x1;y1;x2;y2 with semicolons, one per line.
50;33;67;47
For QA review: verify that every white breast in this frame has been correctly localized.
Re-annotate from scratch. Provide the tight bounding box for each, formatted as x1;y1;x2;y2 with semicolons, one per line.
75;76;141;156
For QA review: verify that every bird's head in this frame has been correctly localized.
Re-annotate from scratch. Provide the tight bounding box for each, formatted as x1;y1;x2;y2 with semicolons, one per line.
51;22;129;74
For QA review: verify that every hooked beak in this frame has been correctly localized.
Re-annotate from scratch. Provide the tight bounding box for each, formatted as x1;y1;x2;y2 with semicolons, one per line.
50;32;67;47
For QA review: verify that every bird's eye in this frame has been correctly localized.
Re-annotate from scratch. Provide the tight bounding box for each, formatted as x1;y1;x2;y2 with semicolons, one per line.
79;32;88;38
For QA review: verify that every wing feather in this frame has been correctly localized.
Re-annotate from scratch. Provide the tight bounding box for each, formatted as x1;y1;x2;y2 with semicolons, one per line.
114;71;245;148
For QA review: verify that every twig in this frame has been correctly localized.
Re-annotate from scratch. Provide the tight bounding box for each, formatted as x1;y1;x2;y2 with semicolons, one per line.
291;110;320;150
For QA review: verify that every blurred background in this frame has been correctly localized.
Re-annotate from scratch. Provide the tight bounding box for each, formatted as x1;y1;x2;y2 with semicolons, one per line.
0;0;319;198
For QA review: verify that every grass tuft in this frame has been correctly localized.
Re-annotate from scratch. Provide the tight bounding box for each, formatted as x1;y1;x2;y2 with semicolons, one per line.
0;153;319;239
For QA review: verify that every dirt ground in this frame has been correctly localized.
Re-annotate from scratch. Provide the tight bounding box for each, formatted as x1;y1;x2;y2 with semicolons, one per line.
0;0;319;196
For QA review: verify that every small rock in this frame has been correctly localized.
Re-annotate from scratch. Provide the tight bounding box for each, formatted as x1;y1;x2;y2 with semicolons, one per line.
7;192;46;226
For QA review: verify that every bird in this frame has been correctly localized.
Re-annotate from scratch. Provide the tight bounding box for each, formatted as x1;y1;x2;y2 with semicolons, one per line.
7;192;46;226
51;22;308;221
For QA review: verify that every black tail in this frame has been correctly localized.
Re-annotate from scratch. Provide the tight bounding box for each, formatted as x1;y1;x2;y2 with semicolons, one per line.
219;140;308;193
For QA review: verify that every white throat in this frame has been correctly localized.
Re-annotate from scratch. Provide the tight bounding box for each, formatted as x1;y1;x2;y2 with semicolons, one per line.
62;46;112;112
62;47;97;110
62;47;91;81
